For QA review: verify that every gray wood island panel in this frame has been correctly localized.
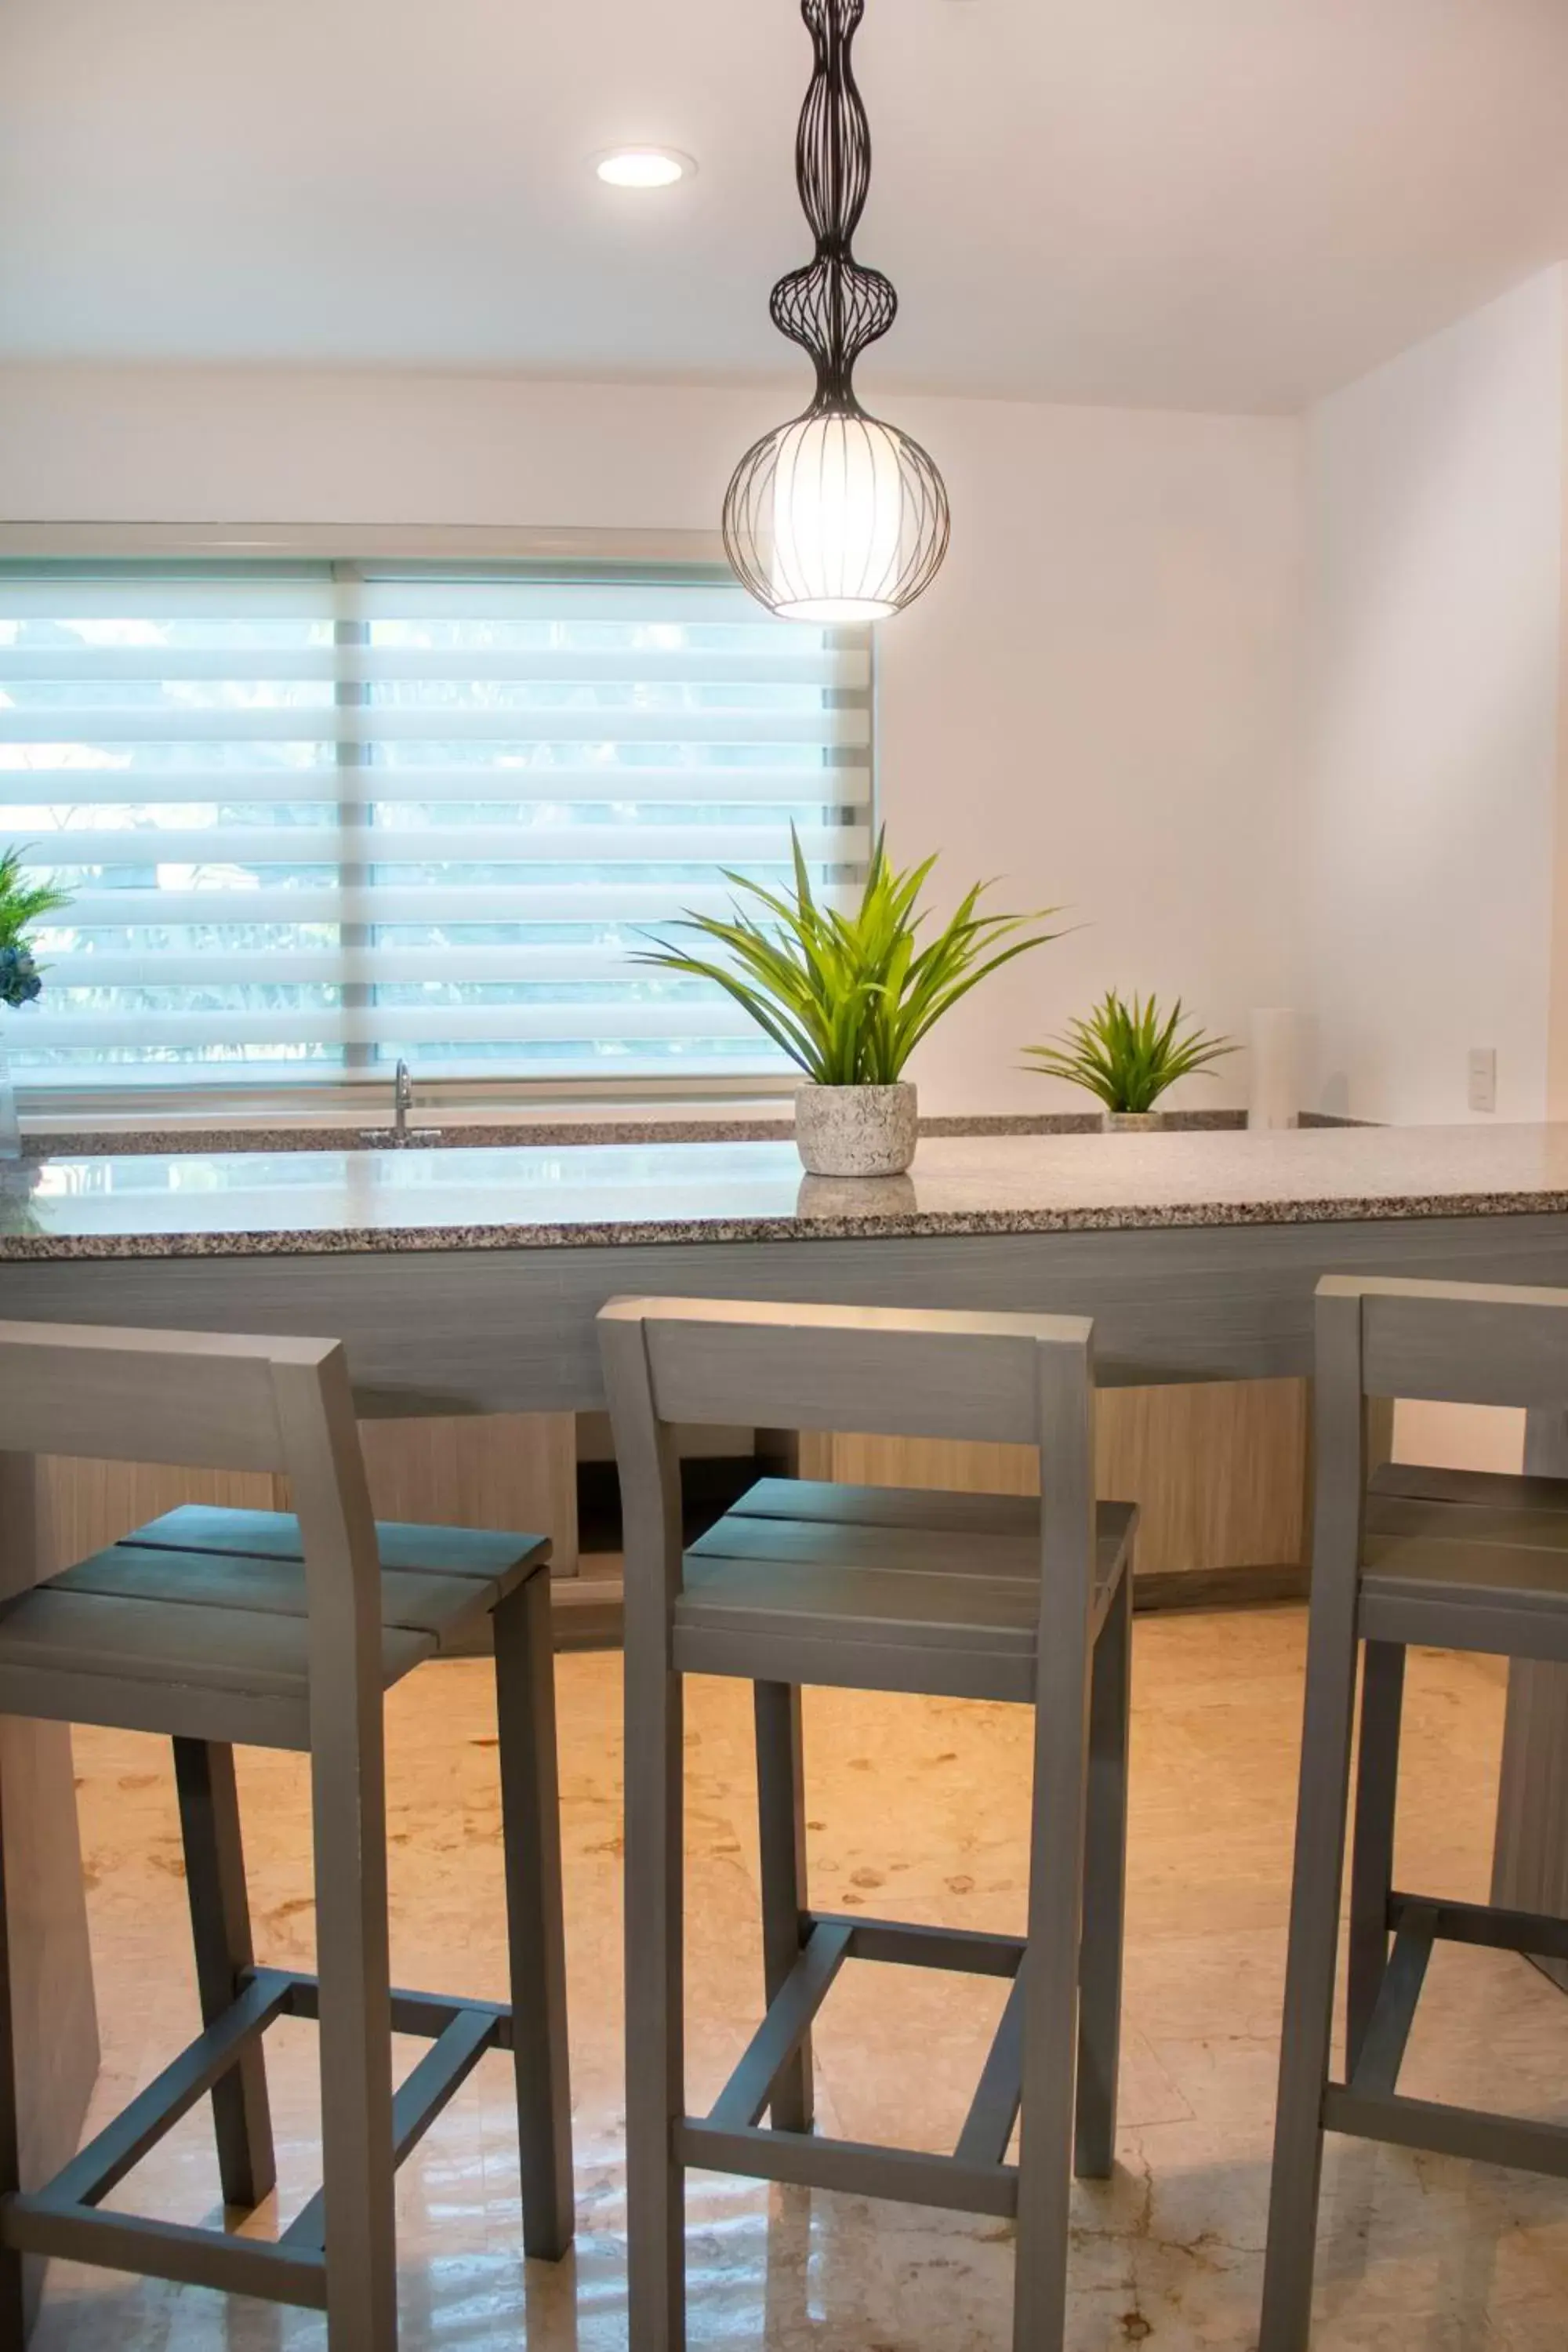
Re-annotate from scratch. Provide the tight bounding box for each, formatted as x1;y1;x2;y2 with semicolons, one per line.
6;1207;1568;1405
4;1116;1568;2220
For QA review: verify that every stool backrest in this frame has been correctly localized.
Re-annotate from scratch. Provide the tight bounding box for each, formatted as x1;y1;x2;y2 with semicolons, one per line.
1312;1276;1568;1606
597;1294;1100;1635
0;1318;383;1737
1320;1276;1568;1411
0;1319;343;1471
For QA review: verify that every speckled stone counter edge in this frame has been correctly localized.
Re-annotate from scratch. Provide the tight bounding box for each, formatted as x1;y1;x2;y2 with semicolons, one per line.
2;1183;1563;1262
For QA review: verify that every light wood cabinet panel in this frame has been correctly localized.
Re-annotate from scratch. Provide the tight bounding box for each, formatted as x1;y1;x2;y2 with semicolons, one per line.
355;1413;578;1574
36;1458;280;1576
38;1412;579;1578
801;1377;1308;1587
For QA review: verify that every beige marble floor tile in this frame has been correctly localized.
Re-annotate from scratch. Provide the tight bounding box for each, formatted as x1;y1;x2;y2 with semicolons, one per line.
26;1606;1568;2349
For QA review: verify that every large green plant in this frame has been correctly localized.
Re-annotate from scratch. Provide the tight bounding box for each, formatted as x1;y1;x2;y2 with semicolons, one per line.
1025;989;1235;1113
0;847;71;1010
637;829;1060;1087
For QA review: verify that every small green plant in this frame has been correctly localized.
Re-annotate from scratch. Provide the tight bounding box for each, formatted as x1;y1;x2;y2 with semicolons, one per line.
0;846;71;1010
636;829;1061;1087
1024;989;1236;1113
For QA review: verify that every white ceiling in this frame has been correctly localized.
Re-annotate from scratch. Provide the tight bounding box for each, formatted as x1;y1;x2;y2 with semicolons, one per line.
3;0;1568;413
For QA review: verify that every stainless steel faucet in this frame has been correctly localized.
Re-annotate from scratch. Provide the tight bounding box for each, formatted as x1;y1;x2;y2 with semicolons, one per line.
393;1058;413;1141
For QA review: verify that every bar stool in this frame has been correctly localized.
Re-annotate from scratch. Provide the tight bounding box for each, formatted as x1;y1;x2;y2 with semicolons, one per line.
0;1319;573;2351
1262;1276;1568;2349
600;1296;1138;2352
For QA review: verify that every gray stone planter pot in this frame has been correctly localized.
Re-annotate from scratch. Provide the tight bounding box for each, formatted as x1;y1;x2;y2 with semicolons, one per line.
795;1172;918;1221
794;1083;918;1177
1102;1109;1165;1133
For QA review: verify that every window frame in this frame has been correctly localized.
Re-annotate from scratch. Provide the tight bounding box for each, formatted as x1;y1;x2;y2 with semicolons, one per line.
0;521;878;1120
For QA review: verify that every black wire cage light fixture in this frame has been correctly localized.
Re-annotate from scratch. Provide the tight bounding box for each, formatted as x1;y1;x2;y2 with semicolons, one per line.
722;0;950;624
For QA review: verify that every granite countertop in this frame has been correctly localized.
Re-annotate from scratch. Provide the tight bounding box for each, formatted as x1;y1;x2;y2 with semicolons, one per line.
2;1123;1566;1261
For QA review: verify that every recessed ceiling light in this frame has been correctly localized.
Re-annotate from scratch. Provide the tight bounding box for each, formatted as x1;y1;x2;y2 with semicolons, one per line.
594;148;693;190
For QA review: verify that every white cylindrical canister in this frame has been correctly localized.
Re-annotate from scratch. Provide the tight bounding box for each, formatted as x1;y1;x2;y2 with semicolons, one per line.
1248;1008;1299;1131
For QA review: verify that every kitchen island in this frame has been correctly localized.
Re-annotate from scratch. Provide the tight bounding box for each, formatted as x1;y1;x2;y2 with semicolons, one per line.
5;1117;1568;2250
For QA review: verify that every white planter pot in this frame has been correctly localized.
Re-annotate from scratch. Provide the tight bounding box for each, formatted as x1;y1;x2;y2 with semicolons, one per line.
1102;1109;1165;1133
794;1083;918;1177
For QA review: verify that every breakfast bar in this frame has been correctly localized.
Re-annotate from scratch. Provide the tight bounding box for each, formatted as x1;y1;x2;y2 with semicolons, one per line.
5;1118;1568;2244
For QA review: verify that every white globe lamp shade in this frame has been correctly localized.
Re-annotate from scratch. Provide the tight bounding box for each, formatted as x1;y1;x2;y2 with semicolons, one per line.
724;405;949;626
771;415;902;621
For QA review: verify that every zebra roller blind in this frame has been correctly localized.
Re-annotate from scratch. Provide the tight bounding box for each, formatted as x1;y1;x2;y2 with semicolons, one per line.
0;562;872;1090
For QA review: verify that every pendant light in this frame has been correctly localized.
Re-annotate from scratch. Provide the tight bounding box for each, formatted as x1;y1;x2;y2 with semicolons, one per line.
723;0;950;624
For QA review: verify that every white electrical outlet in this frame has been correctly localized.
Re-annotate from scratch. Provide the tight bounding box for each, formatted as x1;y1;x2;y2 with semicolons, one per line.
1468;1047;1497;1114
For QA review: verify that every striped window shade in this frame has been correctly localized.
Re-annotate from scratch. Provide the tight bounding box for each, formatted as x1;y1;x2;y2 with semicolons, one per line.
0;563;872;1091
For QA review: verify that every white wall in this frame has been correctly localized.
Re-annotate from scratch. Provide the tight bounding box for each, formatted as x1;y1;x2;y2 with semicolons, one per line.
873;402;1302;1114
1298;269;1566;1125
1298;268;1568;1478
0;365;1303;1116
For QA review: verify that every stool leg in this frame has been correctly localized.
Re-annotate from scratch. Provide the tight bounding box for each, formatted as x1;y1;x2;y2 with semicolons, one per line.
1013;1592;1094;2351
1075;1563;1131;2180
1346;1642;1405;2078
0;1751;26;2352
172;1738;276;2211
310;1725;397;2349
753;1681;812;2134
494;1572;575;2260
624;1599;686;2351
1259;1619;1362;2350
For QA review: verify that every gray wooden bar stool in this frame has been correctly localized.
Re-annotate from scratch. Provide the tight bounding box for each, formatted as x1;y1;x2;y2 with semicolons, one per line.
0;1319;573;2351
1262;1276;1568;2349
600;1296;1138;2352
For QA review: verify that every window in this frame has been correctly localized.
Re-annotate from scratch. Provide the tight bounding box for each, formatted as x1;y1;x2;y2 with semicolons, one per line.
0;561;872;1095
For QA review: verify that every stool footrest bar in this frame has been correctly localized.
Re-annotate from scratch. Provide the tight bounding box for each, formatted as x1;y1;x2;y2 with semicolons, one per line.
1323;2085;1568;2180
707;1922;853;2130
1;2197;328;2310
45;1969;294;2210
809;1912;1026;1980
390;2009;501;2163
17;1968;515;2303
1388;1889;1568;1966
1349;1905;1434;2098
283;2007;502;2252
269;1968;515;2049
678;2118;1019;2218
954;1962;1027;2167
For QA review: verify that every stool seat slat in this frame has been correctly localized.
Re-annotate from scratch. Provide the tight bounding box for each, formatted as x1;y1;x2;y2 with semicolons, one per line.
125;1504;549;1582
0;1585;434;1705
53;1546;519;1644
731;1478;1044;1537
1369;1462;1568;1513
681;1484;1134;1682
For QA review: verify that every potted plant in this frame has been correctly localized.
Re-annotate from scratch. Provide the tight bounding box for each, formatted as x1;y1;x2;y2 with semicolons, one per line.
1024;989;1235;1131
638;830;1059;1175
0;847;69;1160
